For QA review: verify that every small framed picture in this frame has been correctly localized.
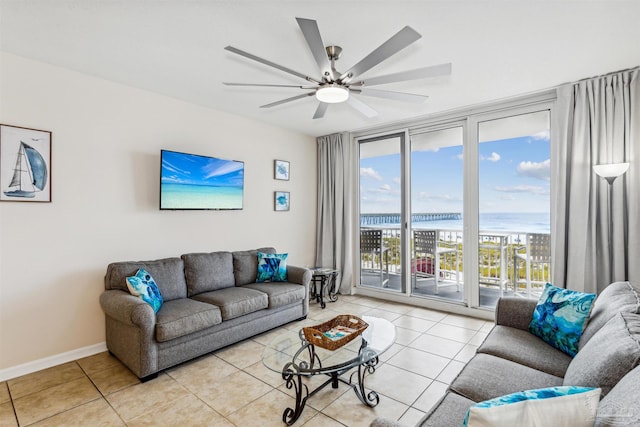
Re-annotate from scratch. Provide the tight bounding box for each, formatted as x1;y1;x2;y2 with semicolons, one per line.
1;124;52;202
274;191;290;211
274;159;290;180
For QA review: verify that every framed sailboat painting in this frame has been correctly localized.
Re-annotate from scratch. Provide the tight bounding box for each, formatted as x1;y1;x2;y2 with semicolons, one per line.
1;124;52;202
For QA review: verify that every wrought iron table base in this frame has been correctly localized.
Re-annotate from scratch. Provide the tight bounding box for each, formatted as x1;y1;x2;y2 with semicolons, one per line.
310;271;339;309
281;341;380;425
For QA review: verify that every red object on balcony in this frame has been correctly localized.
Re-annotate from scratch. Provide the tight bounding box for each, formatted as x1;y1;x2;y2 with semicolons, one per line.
412;258;434;275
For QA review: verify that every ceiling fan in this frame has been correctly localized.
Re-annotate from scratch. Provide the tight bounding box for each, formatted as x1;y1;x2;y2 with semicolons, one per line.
223;17;451;119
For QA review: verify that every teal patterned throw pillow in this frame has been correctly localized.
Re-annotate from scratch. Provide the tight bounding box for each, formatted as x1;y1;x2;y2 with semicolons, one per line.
126;268;164;313
256;252;288;283
463;386;600;427
529;283;596;357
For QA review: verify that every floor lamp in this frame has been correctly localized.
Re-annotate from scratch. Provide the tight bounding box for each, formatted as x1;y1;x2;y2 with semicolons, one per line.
593;162;630;283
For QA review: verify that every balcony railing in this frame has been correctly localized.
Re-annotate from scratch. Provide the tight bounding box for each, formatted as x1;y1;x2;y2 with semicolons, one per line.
360;226;551;301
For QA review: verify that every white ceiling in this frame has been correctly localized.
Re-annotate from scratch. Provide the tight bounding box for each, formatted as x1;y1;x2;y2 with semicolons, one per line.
2;0;640;137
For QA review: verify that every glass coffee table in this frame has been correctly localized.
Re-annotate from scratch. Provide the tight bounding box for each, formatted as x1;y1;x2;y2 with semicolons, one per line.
262;316;396;425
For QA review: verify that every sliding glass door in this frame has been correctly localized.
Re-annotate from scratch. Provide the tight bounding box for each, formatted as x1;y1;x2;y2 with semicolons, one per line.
410;126;464;303
359;133;404;292
476;110;551;307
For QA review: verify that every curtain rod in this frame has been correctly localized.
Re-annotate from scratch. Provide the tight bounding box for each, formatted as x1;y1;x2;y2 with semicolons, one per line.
559;65;640;86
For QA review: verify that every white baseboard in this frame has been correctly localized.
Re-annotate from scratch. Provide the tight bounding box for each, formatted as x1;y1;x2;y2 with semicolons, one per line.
0;342;107;382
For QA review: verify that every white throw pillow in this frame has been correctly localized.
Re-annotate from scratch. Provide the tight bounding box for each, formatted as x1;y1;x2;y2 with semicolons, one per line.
463;386;600;427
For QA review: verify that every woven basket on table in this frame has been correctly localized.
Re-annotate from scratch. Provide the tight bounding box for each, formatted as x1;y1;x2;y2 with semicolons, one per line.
302;315;369;351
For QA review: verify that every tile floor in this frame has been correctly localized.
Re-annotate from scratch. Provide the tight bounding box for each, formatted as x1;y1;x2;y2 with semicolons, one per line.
0;295;493;426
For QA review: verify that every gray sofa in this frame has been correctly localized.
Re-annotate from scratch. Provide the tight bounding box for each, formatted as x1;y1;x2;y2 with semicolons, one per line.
372;281;640;427
99;247;311;380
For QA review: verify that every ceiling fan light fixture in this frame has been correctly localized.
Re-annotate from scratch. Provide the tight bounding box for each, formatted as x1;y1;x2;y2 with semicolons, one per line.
316;84;349;103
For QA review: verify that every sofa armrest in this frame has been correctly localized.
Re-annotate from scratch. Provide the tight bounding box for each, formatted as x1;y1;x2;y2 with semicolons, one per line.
99;289;156;327
495;296;538;331
287;265;312;287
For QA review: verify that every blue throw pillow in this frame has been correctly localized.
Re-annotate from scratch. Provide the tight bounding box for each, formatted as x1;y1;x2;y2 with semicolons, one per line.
529;283;596;357
463;386;600;427
256;252;288;282
126;268;163;313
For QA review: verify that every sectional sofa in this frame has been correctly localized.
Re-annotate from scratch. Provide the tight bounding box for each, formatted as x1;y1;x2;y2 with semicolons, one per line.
99;247;311;380
372;281;640;427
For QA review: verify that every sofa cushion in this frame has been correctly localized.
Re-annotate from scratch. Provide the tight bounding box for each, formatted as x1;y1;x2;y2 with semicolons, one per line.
462;386;600;427
420;392;476;427
529;283;596;357
191;287;268;320
232;247;276;285
564;312;640;396
595;365;640;426
256;252;288;282
105;257;187;301
242;282;306;308
579;281;640;350
477;325;572;378
450;353;563;403
181;252;235;296
125;268;164;313
155;298;222;342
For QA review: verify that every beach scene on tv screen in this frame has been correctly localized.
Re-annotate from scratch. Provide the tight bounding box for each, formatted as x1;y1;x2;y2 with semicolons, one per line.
161;150;244;209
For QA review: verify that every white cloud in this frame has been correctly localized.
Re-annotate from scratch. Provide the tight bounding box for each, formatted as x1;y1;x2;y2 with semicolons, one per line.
162;159;189;175
480;152;501;162
202;161;243;179
360;167;382;181
494;185;549;195
456;153;464;160
517;158;550;181
368;184;394;194
392;177;401;185
531;129;550;140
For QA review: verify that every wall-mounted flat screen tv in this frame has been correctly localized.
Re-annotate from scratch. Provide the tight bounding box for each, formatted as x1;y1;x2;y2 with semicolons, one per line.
160;149;244;210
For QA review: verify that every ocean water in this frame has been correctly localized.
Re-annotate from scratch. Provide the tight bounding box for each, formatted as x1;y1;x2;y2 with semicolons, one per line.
364;212;550;234
161;183;243;209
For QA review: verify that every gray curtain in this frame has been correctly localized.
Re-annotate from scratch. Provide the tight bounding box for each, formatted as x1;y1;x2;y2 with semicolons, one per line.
316;132;354;294
552;67;639;293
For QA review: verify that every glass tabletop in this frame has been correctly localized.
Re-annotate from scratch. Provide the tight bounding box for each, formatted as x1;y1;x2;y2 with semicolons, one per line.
262;316;396;376
309;267;339;276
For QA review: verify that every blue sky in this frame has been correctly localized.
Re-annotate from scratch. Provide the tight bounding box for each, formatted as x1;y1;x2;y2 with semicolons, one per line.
360;133;550;214
161;151;244;187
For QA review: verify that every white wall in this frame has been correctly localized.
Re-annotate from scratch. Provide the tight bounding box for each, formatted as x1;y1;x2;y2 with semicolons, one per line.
0;53;317;376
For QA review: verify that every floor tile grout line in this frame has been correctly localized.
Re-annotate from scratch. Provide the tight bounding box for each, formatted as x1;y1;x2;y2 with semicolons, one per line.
7;361;86;402
65;359;130;426
10;362;104;427
20;396;108;427
78;357;142;424
151;367;236;426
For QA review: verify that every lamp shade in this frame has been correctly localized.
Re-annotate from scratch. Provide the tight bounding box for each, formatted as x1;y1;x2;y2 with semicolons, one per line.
593;162;630;178
316;84;349;104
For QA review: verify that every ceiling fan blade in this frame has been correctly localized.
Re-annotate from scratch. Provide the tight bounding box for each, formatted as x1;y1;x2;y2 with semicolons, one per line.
339;26;421;84
313;102;329;119
260;92;316;108
350;63;452;87
296;18;333;81
355;88;428;103
347;96;378;118
224;82;317;89
225;46;320;84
